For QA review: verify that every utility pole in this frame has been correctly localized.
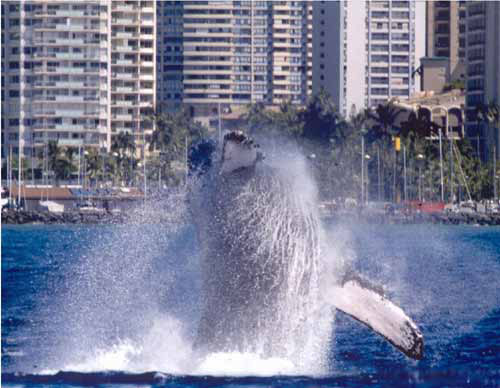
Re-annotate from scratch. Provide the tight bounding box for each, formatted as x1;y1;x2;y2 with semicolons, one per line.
18;148;22;207
361;135;365;204
403;145;407;202
78;145;81;186
450;138;454;202
494;145;497;201
393;148;397;203
218;102;222;145
185;136;189;185
377;146;381;201
31;132;35;186
8;145;12;206
439;127;444;202
143;128;147;202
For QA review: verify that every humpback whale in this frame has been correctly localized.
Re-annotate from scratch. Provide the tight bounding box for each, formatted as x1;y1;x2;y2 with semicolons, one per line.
188;131;423;363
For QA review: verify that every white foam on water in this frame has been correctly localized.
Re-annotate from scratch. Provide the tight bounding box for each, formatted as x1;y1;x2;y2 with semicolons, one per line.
60;315;194;374
54;315;298;377
194;352;295;376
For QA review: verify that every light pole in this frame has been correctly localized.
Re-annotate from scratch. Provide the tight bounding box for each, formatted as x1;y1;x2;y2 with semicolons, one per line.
361;135;365;204
365;153;371;204
439;127;444;202
83;150;89;189
417;153;424;202
403;145;407;202
137;162;143;196
377;146;381;201
495;175;499;203
112;152;119;187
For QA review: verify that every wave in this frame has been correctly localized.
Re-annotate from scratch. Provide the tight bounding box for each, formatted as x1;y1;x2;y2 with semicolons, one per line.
4;368;496;387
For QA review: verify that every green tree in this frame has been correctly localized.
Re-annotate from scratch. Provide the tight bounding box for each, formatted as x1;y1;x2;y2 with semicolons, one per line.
301;89;347;145
47;140;74;184
111;132;137;185
148;109;208;185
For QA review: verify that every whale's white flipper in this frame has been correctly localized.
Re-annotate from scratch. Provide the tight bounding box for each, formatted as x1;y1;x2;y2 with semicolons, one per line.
332;273;424;360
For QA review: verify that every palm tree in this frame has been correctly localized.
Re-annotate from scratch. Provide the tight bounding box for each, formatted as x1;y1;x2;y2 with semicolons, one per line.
301;89;346;145
147;109;208;184
47;140;74;185
365;102;405;144
475;100;500;159
365;102;406;202
240;102;273;135
84;148;103;186
111;132;137;185
111;132;136;158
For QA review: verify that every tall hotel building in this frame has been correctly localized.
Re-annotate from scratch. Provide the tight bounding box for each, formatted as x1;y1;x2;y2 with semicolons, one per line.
1;1;156;159
156;1;312;115
313;0;425;116
465;1;500;160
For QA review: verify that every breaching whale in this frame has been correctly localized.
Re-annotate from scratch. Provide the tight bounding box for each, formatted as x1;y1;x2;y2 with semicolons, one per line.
188;131;423;362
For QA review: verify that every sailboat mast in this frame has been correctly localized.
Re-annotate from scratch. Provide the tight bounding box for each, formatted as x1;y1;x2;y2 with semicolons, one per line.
18;147;22;207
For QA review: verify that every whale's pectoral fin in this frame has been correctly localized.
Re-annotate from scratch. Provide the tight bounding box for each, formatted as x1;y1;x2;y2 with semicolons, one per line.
332;272;424;360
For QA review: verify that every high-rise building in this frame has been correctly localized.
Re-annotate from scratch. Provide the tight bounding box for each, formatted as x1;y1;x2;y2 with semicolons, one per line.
1;0;156;161
312;1;346;114
110;1;156;153
366;0;425;108
425;1;466;82
465;1;500;160
156;1;312;116
313;0;425;116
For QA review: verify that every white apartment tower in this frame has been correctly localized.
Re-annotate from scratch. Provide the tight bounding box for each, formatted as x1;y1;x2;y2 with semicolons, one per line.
156;1;312;116
366;0;424;107
1;0;156;160
313;0;425;116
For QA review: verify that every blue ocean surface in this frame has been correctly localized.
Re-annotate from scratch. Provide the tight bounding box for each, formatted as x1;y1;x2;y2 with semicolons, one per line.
2;222;500;387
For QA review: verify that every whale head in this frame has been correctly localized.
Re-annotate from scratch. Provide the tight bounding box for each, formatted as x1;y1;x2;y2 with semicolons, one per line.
221;131;262;174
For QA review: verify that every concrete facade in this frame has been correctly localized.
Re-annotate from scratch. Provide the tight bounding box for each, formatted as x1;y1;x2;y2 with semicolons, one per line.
1;0;156;160
156;1;312;117
426;0;466;83
312;0;425;116
465;1;500;160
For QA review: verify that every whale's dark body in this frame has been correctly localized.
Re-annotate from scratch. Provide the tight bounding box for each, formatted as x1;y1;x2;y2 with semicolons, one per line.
189;132;423;362
192;161;321;357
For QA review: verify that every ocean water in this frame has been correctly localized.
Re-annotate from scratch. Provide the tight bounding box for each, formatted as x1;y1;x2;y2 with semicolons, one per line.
2;222;500;387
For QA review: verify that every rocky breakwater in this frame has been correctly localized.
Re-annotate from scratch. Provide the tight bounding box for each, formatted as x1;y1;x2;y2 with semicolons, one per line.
1;209;126;225
325;209;500;226
428;211;500;226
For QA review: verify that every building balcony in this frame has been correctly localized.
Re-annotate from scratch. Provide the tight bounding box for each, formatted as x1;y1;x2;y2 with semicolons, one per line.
112;59;138;66
112;18;139;25
112;114;135;121
111;100;137;106
112;73;139;79
112;45;139;52
112;3;138;12
55;24;101;32
52;10;88;18
112;86;138;93
112;32;139;39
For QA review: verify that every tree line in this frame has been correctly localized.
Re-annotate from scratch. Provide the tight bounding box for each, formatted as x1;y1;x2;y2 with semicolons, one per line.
4;91;499;202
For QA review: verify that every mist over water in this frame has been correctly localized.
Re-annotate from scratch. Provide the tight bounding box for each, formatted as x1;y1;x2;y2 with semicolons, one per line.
33;140;346;376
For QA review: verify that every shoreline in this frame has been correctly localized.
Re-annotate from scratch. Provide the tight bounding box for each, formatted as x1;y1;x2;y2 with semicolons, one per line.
2;209;500;226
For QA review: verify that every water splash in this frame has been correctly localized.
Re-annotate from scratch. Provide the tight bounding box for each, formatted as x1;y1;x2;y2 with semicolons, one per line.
44;140;345;376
